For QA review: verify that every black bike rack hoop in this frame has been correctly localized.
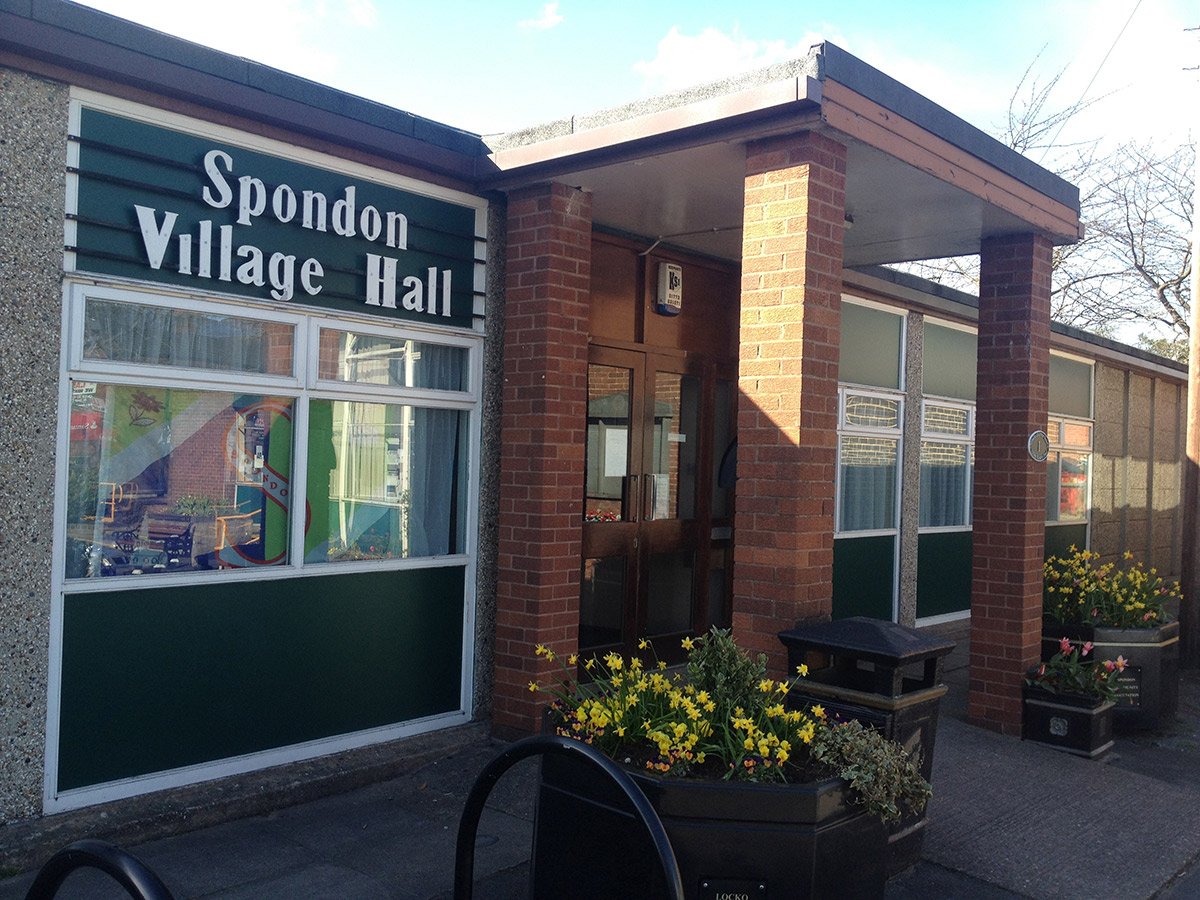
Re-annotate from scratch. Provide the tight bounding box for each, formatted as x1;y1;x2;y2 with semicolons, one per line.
453;734;684;900
24;838;175;900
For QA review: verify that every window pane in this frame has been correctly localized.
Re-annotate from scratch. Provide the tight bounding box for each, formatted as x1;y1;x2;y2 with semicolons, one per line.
650;372;699;520
585;364;632;522
711;380;735;520
924;323;977;401
839;436;898;531
1046;420;1062;444
83;299;293;376
1050;355;1093;418
923;405;969;436
317;329;467;391
841;302;902;389
919;441;969;527
1059;453;1089;521
304;399;467;562
581;556;624;650
1062;422;1092;448
844;395;900;430
1045;451;1061;521
64;382;293;578
646;550;695;636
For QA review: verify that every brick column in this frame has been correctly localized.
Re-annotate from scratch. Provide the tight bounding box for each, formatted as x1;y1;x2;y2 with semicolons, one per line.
733;132;846;674
969;233;1053;733
492;182;592;733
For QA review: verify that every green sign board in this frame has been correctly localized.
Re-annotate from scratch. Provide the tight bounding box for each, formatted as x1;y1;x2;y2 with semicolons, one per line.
72;108;481;328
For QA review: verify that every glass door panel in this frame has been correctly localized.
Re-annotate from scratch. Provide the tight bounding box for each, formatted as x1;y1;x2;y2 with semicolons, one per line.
648;371;699;521
581;556;626;649
585;363;635;523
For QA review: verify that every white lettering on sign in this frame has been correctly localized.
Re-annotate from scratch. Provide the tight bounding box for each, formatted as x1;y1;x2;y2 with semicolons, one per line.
133;205;323;302
364;254;451;316
129;149;450;315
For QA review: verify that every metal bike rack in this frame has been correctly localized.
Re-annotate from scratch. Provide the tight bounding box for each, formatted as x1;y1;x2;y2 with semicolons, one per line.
24;839;175;900
453;734;684;900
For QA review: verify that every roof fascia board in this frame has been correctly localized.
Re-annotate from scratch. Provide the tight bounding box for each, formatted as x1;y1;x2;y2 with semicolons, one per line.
0;3;483;179
818;43;1078;209
478;76;823;187
820;78;1082;244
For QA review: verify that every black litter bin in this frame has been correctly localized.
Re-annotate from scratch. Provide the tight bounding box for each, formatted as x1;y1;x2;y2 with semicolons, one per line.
778;617;955;876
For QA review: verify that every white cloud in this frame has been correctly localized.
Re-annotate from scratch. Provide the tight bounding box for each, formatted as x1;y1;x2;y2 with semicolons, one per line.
633;25;825;94
519;2;563;32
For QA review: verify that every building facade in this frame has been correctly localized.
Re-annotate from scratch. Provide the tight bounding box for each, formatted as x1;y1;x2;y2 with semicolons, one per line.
0;0;1186;847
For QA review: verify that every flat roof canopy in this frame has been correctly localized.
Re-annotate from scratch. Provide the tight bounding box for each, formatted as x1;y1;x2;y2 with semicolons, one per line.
481;44;1082;266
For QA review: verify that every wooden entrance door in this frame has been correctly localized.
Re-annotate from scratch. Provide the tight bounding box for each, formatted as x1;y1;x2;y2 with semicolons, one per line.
581;346;728;661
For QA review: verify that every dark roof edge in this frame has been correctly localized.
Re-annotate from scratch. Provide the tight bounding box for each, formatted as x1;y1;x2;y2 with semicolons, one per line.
851;265;1186;375
818;43;1080;213
0;0;485;168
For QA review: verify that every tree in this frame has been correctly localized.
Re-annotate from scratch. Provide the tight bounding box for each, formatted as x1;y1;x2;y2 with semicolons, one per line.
893;56;1195;362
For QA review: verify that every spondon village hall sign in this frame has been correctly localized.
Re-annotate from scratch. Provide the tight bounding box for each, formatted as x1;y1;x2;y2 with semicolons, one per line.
69;106;481;328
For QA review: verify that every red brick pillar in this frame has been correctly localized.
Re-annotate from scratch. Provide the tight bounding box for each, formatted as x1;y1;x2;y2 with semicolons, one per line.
969;233;1053;733
492;182;592;733
732;132;846;674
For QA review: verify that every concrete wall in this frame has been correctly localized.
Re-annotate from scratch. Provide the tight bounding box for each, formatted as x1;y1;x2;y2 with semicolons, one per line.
0;68;69;822
1090;361;1185;576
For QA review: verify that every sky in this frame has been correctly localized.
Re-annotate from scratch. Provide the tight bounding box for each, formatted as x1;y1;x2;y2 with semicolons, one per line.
74;0;1197;159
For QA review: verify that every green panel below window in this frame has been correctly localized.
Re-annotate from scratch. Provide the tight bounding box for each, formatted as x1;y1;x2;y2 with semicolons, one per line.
1045;523;1088;561
833;535;895;620
59;567;465;791
916;531;972;618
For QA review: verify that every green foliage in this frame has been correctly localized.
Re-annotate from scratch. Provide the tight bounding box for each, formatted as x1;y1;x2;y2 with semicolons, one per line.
810;719;931;823
533;627;931;824
1026;636;1123;702
173;494;217;517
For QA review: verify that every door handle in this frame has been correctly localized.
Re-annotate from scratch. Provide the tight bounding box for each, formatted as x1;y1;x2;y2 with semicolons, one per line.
625;474;639;521
643;473;654;522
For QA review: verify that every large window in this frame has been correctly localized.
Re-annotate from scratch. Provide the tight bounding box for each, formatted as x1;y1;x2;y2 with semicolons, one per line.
62;287;477;581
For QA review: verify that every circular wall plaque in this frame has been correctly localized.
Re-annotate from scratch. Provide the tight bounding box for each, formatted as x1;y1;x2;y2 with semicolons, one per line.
1028;430;1050;462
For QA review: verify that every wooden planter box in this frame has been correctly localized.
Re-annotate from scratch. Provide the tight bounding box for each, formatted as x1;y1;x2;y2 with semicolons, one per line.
531;753;887;900
1042;619;1179;731
1022;687;1114;758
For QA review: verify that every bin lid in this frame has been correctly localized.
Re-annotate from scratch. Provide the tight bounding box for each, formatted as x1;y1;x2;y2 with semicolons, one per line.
778;617;956;666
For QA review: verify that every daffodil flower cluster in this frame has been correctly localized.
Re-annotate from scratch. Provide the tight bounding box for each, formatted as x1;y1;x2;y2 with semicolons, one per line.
532;632;825;783
1044;546;1180;629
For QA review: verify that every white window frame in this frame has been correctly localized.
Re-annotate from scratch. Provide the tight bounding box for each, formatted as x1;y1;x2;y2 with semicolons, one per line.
835;387;905;538
48;280;484;812
1045;414;1093;526
917;398;975;533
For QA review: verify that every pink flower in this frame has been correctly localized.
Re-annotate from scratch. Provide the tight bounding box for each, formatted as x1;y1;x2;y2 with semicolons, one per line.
1059;637;1072;654
1081;641;1094;657
1104;660;1116;672
1115;655;1128;673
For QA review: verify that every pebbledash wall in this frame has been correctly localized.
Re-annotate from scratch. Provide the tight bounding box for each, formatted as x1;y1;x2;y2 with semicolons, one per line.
0;1;1189;835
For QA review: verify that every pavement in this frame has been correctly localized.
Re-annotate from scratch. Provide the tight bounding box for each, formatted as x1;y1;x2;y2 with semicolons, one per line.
2;623;1199;899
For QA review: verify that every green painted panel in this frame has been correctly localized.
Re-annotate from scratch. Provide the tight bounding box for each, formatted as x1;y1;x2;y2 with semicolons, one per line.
1049;355;1093;418
1045;523;1088;561
916;531;972;618
59;567;465;791
840;303;902;390
74;108;479;328
923;323;977;401
833;535;895;620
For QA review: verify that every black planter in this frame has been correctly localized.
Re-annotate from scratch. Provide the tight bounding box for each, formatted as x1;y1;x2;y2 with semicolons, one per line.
531;752;887;900
1041;619;1180;731
1022;686;1114;758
